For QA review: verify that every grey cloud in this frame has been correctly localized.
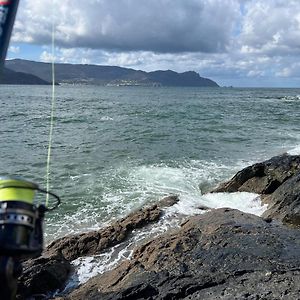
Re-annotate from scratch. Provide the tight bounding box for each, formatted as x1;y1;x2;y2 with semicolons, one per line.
15;0;240;53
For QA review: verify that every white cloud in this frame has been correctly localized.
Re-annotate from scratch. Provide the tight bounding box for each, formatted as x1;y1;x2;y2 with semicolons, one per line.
276;62;300;78
40;50;55;62
276;67;292;77
247;70;264;77
40;47;97;64
240;0;300;56
8;46;20;54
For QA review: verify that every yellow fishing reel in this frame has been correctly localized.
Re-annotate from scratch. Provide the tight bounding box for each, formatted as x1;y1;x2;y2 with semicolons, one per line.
0;176;60;258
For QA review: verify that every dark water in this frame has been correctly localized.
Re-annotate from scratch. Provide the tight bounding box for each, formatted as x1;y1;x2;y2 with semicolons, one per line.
0;85;299;241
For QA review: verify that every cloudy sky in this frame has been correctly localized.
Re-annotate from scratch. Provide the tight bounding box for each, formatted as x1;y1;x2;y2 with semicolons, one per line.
7;0;300;87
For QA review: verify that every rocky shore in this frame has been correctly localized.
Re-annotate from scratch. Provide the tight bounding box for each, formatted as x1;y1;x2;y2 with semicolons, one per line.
17;154;300;299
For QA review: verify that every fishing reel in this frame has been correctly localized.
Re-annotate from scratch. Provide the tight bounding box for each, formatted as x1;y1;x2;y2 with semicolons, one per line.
0;176;60;258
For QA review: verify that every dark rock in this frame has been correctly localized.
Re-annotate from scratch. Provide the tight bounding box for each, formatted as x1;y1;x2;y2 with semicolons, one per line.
46;204;162;261
156;195;179;208
183;270;300;300
17;252;71;299
63;208;300;299
212;154;300;195
197;204;211;211
263;173;300;226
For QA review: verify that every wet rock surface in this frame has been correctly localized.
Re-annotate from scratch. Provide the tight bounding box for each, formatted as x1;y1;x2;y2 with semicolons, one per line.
262;173;300;226
46;203;162;261
62;208;300;299
17;196;179;299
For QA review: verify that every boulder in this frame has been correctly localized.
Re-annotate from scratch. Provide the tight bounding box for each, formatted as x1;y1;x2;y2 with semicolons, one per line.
212;154;300;194
263;173;300;226
63;208;300;299
17;252;71;299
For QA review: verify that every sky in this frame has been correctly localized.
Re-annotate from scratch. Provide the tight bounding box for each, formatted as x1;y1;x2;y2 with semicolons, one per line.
6;0;300;87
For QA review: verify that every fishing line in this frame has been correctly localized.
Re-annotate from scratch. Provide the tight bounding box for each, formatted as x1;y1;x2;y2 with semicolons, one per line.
45;0;56;207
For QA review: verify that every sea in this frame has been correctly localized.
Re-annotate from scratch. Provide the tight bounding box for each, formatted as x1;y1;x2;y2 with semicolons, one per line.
1;85;300;289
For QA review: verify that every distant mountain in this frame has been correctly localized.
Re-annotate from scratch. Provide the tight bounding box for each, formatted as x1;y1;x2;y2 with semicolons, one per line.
147;70;217;87
5;59;219;87
0;67;51;85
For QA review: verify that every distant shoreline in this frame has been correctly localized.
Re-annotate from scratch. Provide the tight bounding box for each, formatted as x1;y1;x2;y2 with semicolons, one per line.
4;58;219;87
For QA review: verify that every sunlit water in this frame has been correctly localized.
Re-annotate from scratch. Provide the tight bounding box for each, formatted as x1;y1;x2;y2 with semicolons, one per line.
1;85;300;288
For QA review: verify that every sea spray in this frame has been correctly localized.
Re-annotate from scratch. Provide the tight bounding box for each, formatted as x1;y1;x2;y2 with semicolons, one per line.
44;159;250;241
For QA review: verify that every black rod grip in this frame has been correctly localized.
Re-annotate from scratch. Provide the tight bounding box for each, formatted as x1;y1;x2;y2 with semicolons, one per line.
0;0;20;73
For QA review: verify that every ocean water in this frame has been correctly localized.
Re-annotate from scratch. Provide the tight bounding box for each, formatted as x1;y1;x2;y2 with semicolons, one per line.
1;85;300;241
1;85;300;288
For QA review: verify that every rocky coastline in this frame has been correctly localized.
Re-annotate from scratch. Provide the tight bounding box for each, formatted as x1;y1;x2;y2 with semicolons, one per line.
17;154;300;299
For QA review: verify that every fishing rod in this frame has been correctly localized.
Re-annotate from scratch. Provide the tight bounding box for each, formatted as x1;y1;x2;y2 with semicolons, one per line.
0;1;61;299
0;0;19;72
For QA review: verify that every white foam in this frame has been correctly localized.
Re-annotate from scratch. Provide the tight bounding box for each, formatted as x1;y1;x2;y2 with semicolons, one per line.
281;95;300;101
63;246;133;293
70;173;91;180
128;160;243;198
129;162;266;217
45;160;252;242
100;116;114;121
167;192;267;217
287;145;300;155
202;192;267;215
62;215;181;293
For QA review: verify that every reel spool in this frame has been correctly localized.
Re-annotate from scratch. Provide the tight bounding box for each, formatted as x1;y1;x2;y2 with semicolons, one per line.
0;176;60;258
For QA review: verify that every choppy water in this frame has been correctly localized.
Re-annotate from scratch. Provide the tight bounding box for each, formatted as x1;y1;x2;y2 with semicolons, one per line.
1;85;300;245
